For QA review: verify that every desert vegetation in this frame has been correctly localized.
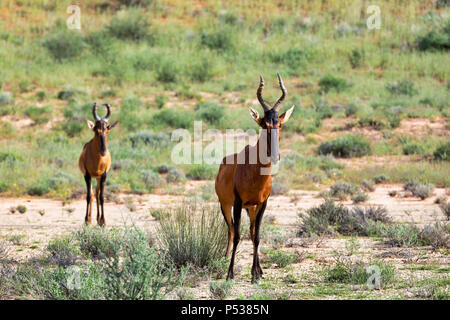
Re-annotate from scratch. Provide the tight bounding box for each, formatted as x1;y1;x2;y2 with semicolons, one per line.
0;0;449;300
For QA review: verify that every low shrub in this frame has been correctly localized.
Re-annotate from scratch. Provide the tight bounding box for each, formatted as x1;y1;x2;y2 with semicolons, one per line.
329;181;359;200
416;20;450;51
129;130;170;149
433;142;450;161
0;92;14;106
319;74;350;93
41;30;86;61
404;180;434;200
352;191;369;204
75;226;121;259
386;80;417;96
141;170;165;192
157;202;227;268
166;168;186;183
24;106;52;125
318;135;371;158
323;255;395;287
360;179;375;192
200;27;235;52
402;143;425;155
46;235;80;267
106;9;150;41
187;164;217;180
152;109;193;129
195;102;225;125
264;249;298;268
209;280;233;300
374;174;388;184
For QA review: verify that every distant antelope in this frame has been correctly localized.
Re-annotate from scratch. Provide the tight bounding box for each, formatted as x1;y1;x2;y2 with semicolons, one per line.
215;73;295;283
78;103;118;226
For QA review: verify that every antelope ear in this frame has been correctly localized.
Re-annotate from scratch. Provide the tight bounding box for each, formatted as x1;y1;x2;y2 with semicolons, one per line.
249;107;263;127
280;105;295;124
107;120;118;130
86;120;95;130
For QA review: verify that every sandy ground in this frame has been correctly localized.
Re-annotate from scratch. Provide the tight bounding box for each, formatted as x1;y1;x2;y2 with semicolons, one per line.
0;185;447;263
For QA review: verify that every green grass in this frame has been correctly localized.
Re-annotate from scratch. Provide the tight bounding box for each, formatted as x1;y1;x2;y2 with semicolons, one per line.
0;1;448;197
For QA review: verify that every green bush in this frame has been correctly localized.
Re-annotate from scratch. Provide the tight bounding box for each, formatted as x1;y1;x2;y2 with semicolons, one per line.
166;168;186;183
386;80;417;96
46;235;80;267
345;102;358;117
155;57;180;83
61;120;84;137
402;142;425;155
318;135;371;158
348;48;364;68
129;130;171;149
269;48;309;71
209;280;233;300
157;202;227;268
41;30;86;61
152;109;193;129
264;249;298;268
200;27;235;52
141;170;165;191
416;20;450;51
75;226;121;259
24;106;52;124
187;164;217;180
27;182;50;196
351;191;369;204
319;74;350;93
106;9;150;41
195;102;225;125
0;92;14;106
404;180;434;200
433;142;450;161
324;256;395;286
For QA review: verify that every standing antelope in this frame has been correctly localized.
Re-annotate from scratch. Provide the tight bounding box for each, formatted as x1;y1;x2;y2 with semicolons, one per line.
78;103;118;226
215;73;295;283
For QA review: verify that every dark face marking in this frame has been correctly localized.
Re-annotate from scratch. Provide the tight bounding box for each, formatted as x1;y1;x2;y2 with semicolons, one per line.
262;110;280;164
94;120;109;155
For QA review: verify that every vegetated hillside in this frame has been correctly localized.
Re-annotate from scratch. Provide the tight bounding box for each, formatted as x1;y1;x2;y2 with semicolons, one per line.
0;0;448;199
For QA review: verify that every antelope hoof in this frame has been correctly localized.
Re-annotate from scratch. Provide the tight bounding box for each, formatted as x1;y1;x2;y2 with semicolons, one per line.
98;219;106;227
85;217;92;225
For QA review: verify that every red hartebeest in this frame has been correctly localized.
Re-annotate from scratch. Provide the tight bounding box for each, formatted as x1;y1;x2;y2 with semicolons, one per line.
215;73;295;283
78;103;118;226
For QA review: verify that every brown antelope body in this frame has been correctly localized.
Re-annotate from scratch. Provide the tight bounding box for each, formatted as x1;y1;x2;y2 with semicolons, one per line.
78;103;118;226
215;74;294;283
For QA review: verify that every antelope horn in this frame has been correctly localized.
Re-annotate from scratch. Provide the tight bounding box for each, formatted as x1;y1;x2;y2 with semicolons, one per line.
272;72;287;112
92;102;100;121
257;75;271;112
103;103;111;122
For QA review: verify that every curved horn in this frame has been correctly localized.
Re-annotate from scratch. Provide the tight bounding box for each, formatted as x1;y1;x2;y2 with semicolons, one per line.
103;103;111;122
92;102;100;121
272;72;287;112
256;75;271;112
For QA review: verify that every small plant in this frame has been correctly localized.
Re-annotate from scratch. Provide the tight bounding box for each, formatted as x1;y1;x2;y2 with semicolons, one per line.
195;102;225;125
318;135;371;158
166;168;186;183
9;234;26;245
348;48;364;68
187;164;217;180
149;208;169;221
404;180;434;200
200;27;235;52
439;201;450;220
24;106;52;125
271;180;289;196
209;280;233;300
157;202;227;269
319;74;350;93
141;170;165;192
433;142;450;161
329;181;359;200
402;143;425;155
0;92;14;106
386;80;417;96
41;29;86;61
265;249;298;268
75;226;121;259
420;222;449;250
106;9;150;41
360;179;375;192
46;235;80;267
154;95;166;109
374;174;388;184
352;191;368;204
16;205;27;214
345;102;358;117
